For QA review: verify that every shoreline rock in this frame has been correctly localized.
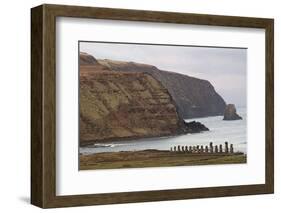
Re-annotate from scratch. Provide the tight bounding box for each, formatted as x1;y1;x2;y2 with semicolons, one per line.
183;121;209;133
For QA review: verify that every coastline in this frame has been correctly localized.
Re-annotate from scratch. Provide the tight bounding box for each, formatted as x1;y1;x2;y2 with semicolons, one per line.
80;132;186;147
79;149;246;170
80;120;209;147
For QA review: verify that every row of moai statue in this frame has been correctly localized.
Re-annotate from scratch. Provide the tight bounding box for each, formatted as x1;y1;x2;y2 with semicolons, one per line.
170;142;234;154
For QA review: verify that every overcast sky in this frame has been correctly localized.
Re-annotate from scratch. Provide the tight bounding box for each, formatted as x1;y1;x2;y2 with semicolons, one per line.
80;42;247;107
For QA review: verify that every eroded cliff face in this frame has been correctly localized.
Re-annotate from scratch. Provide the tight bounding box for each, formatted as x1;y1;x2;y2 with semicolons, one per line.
99;59;226;119
80;53;185;145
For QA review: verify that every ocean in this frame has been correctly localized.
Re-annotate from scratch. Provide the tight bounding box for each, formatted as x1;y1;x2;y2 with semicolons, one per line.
80;107;247;155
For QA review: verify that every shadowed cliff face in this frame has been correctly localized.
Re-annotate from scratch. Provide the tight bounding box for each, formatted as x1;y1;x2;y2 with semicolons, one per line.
80;53;186;145
99;59;226;119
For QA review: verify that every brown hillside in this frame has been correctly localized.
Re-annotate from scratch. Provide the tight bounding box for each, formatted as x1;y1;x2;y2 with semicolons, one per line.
79;54;185;145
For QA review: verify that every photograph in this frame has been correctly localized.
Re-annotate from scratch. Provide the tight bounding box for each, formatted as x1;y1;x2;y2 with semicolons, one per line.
78;41;247;170
30;4;274;208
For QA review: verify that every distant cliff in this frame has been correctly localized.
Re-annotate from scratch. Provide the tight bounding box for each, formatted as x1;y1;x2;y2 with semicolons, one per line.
80;53;186;145
99;59;226;118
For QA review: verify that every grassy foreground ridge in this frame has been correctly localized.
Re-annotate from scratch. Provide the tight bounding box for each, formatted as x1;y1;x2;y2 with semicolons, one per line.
79;149;246;170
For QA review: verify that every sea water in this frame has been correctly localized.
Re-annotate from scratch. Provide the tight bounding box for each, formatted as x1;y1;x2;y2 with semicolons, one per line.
80;107;247;155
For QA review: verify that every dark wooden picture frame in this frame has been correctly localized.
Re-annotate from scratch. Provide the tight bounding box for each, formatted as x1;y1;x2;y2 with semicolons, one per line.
31;4;274;208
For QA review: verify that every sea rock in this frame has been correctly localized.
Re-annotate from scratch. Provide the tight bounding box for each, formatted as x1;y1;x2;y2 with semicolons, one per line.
223;104;242;120
183;121;209;133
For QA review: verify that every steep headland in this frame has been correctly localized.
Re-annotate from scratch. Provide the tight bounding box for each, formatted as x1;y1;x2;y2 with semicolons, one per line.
99;59;226;119
79;52;228;145
80;53;186;146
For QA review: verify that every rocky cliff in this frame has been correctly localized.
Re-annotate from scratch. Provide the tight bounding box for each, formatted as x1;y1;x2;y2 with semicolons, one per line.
99;59;226;119
80;53;186;145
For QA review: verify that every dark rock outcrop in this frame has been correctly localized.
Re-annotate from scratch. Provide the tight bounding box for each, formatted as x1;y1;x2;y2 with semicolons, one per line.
223;104;242;120
184;121;209;133
99;59;226;119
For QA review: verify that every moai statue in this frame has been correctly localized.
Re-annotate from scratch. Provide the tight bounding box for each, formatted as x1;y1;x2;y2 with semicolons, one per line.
225;141;229;153
189;146;192;153
196;145;200;153
210;142;214;153
215;145;218;153
182;146;185;152
174;146;177;152
219;144;223;153
200;145;204;153
205;145;209;153
170;147;173;152
193;146;196;153
178;145;181;152
185;146;188;152
230;144;234;153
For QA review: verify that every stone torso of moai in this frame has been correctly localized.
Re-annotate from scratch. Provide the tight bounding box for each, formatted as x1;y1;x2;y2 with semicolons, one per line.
210;142;214;153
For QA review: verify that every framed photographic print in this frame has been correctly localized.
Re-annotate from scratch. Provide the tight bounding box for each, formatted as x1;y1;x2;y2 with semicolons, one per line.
31;4;274;208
